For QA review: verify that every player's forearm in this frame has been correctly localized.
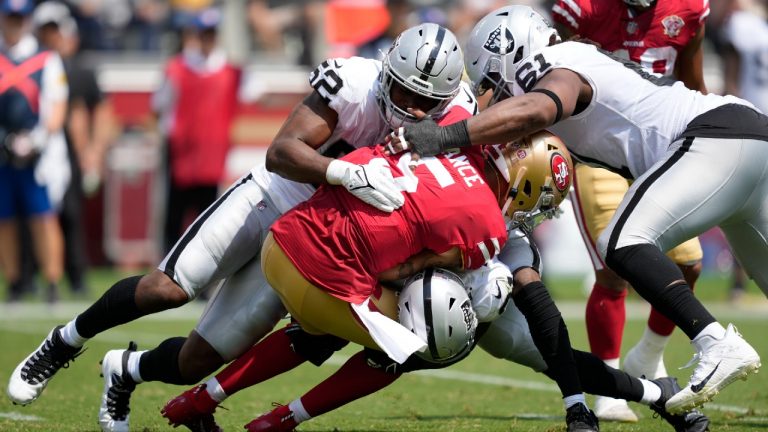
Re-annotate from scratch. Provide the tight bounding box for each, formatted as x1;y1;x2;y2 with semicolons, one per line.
265;138;332;185
45;100;67;133
466;95;551;146
378;249;462;282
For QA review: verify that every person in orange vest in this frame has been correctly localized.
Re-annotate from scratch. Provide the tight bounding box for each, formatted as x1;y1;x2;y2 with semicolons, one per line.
152;7;242;254
0;0;68;303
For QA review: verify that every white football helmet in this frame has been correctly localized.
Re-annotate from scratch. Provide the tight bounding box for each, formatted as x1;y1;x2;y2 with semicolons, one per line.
398;268;477;364
465;5;559;105
379;23;464;128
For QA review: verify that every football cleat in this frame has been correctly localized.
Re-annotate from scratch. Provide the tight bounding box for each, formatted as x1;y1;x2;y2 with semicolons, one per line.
245;404;299;432
624;342;667;380
650;377;710;432
565;403;600;432
593;396;638;422
98;342;138;432
161;384;223;432
7;325;83;405
666;324;761;414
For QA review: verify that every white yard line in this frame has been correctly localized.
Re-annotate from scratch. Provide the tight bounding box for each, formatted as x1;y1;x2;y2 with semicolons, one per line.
0;412;44;421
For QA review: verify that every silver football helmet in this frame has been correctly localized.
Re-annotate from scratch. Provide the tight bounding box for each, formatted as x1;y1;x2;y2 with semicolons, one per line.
398;268;477;364
623;0;656;8
379;23;464;128
465;5;559;105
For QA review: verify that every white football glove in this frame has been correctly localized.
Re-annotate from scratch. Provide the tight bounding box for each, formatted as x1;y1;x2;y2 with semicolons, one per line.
326;158;405;213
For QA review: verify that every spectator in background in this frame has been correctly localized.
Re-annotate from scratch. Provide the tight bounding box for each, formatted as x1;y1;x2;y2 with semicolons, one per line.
719;0;768;303
67;0;132;51
33;1;113;296
721;0;768;113
357;0;414;60
0;0;69;303
131;0;171;52
152;8;241;254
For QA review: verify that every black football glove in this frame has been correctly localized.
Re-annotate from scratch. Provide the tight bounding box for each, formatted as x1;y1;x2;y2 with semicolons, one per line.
395;118;471;157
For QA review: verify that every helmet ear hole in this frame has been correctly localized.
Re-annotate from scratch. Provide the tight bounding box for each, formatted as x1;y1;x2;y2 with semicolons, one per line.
513;45;525;63
523;179;532;197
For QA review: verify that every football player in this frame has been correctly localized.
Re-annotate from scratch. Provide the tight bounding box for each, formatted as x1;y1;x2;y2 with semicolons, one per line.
162;133;708;432
551;0;710;421
389;4;765;415
6;23;475;432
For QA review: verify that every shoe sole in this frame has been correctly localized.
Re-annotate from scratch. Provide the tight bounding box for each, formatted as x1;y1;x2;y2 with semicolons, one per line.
666;359;761;414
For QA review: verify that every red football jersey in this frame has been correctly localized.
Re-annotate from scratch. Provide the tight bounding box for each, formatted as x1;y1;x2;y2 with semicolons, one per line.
552;0;709;75
271;144;508;304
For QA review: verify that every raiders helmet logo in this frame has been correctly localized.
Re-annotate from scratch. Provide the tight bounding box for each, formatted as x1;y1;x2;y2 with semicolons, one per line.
551;153;570;192
662;15;684;38
483;25;514;54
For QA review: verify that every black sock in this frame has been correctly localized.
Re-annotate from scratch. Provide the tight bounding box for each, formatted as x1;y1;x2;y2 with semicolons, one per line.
75;275;144;338
513;281;582;397
138;337;191;384
606;244;715;338
559;350;645;402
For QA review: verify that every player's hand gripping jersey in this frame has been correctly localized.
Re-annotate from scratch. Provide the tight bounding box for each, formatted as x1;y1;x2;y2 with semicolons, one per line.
271;145;508;304
253;56;478;214
552;0;709;75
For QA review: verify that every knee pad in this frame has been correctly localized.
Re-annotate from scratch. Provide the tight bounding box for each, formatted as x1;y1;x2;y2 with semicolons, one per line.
284;323;348;366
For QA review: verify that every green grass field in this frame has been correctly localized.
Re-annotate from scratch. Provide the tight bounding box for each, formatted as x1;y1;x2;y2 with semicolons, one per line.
0;270;767;431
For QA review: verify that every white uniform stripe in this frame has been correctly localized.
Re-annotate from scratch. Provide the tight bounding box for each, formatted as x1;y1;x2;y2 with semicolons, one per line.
561;0;582;16
552;5;579;30
491;238;500;256
478;241;492;262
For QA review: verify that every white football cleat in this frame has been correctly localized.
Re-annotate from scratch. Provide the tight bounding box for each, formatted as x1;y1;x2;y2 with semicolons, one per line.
99;342;138;432
666;324;761;414
624;343;667;380
7;325;82;405
593;395;639;423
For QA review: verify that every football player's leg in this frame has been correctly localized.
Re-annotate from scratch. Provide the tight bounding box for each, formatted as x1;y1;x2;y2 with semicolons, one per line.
570;166;639;420
600;136;761;412
627;239;702;381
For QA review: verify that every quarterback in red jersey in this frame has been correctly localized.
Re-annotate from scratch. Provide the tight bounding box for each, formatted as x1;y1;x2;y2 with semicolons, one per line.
551;0;710;422
265;142;507;359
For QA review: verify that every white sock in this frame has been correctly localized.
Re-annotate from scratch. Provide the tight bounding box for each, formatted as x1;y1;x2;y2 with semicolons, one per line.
693;322;727;349
603;358;620;369
563;394;587;410
288;399;311;423
205;377;228;403
127;350;147;383
639;378;662;405
638;326;670;352
59;319;88;348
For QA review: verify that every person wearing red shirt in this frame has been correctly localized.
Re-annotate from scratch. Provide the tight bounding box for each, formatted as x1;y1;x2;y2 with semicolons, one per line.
265;142;507;359
551;0;710;421
152;8;241;253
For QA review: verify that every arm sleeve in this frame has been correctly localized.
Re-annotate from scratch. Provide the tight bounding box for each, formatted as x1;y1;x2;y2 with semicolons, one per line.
41;53;68;104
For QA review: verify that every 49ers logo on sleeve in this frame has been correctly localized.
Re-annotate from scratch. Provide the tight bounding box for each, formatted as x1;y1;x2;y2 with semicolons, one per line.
550;153;570;192
662;15;685;38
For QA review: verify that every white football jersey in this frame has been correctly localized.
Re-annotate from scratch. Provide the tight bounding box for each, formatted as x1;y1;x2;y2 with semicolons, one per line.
511;42;750;179
253;56;478;213
722;11;768;114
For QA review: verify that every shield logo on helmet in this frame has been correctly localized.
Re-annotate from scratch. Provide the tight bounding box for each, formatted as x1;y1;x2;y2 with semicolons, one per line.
483;25;514;54
551;153;570;192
